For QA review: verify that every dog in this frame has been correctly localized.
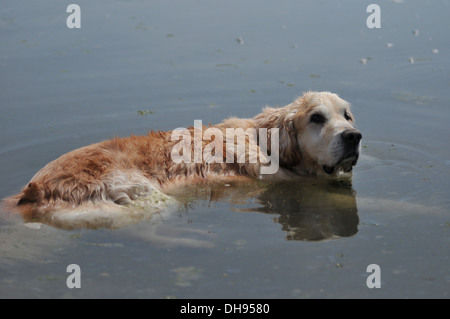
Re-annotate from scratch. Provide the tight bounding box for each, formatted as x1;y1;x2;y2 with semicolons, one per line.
5;91;361;219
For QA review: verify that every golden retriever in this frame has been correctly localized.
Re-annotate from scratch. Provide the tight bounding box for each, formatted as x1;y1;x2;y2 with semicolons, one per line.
5;91;361;218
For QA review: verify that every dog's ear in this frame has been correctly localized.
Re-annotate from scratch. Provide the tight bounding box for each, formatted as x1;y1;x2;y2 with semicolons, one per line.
277;110;303;167
254;106;302;168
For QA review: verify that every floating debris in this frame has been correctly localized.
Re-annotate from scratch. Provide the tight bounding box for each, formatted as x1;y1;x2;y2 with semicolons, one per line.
137;110;155;116
24;222;43;230
135;22;148;31
172;266;203;287
236;36;244;45
386;43;394;48
291;43;298;49
408;57;415;64
432;48;439;54
413;29;420;36
360;57;372;65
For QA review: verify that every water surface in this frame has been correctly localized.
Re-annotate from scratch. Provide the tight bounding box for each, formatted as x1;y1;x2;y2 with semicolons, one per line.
1;0;449;298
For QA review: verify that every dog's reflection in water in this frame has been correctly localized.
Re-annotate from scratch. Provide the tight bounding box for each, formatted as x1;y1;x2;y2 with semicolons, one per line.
252;180;358;241
172;177;359;242
10;178;358;243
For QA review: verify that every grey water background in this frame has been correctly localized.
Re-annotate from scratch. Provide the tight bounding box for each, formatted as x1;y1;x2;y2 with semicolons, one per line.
1;0;449;298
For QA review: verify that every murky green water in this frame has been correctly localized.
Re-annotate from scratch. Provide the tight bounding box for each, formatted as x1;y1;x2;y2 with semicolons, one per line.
1;0;449;298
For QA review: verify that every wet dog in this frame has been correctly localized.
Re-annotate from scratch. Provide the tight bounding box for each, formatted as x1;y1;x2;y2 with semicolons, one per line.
5;91;361;217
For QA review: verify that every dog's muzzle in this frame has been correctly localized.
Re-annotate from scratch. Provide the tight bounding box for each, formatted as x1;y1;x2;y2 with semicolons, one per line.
322;129;362;175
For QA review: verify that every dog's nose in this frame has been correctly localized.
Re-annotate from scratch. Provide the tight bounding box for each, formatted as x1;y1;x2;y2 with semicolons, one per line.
341;129;362;146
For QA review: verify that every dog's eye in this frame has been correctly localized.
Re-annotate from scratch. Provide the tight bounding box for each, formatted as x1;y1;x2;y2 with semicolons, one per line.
310;113;326;124
344;111;352;121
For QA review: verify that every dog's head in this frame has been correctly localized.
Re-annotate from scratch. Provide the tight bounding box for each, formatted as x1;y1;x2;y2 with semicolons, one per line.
293;92;361;175
256;91;362;176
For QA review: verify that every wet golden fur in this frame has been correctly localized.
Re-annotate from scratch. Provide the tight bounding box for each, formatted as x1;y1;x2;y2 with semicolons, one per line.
4;91;361;218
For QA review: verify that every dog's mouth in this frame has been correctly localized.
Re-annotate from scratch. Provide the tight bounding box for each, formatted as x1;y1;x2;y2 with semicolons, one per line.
322;153;359;175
